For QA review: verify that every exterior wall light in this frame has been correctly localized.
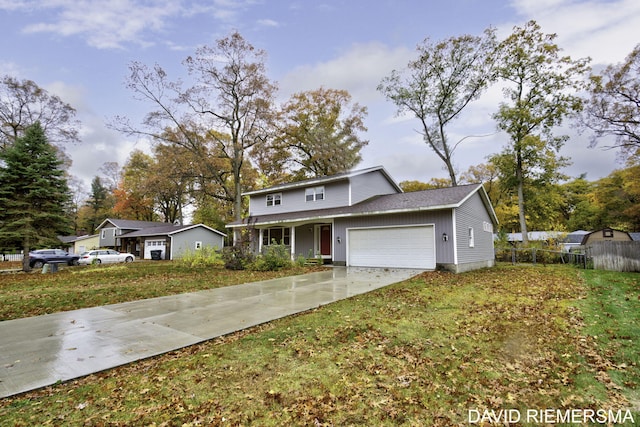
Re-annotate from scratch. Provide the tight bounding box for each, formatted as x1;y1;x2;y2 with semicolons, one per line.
442;233;448;242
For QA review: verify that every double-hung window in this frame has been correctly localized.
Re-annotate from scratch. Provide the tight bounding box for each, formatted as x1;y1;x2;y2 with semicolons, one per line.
305;186;325;202
266;193;282;207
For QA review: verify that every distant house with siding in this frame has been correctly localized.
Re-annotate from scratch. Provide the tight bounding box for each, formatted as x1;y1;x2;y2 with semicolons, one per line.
95;219;226;260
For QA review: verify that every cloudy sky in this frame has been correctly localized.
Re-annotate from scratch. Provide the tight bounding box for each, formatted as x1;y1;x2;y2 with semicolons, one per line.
1;0;639;193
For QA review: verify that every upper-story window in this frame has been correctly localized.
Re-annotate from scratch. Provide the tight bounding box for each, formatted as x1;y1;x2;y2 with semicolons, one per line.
266;193;282;207
305;186;325;202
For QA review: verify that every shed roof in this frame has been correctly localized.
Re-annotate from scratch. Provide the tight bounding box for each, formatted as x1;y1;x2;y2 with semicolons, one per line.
121;224;226;238
96;218;167;231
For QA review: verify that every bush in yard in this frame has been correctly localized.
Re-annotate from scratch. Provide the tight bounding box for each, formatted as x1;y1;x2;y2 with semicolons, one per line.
250;242;292;271
221;245;255;270
178;246;224;268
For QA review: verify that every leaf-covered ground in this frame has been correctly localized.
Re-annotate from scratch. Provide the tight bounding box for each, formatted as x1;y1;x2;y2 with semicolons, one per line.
1;264;638;426
0;261;323;321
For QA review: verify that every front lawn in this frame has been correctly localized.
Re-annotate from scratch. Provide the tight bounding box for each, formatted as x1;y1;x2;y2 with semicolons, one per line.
0;261;321;321
1;264;638;426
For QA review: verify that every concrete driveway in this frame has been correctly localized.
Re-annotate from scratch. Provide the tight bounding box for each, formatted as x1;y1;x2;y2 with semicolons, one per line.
0;267;422;398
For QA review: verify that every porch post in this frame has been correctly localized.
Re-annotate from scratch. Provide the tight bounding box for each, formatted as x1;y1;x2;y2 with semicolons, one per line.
258;229;264;254
290;226;296;261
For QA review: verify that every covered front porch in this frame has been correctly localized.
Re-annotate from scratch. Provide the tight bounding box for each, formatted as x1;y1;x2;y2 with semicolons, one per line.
245;221;334;263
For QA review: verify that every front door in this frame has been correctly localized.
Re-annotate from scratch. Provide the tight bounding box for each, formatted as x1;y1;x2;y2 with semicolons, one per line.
319;225;331;256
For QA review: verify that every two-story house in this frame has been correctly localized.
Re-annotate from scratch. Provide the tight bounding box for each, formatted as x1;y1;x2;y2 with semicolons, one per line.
227;166;498;273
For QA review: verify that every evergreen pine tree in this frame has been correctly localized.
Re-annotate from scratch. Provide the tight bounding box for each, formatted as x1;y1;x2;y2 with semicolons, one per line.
0;122;72;271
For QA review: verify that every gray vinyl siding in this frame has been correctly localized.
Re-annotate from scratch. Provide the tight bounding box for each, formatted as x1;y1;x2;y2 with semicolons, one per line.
249;181;350;216
99;227;117;247
170;228;225;260
455;192;495;267
293;225;315;259
333;210;454;265
350;171;399;204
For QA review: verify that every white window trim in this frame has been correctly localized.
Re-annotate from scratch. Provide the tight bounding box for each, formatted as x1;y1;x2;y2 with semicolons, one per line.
266;193;282;207
305;186;325;202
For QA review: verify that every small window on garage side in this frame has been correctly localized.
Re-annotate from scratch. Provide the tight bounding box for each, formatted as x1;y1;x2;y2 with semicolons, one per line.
468;227;475;248
195;241;202;250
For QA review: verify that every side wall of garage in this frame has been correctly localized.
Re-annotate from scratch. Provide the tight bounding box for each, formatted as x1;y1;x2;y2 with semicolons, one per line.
452;191;496;273
333;210;454;267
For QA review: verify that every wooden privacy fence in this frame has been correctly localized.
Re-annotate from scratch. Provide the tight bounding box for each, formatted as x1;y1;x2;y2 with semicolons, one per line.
588;241;640;272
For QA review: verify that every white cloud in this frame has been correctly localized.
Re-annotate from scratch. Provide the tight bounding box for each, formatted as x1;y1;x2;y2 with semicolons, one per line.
11;0;181;49
280;42;413;103
509;0;640;64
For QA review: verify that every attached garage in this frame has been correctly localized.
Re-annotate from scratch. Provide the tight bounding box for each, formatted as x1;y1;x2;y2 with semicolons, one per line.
347;225;436;269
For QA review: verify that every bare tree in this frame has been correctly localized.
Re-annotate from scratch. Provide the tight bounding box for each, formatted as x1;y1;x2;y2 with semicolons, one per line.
0;76;80;152
378;29;497;186
113;31;276;229
582;44;640;160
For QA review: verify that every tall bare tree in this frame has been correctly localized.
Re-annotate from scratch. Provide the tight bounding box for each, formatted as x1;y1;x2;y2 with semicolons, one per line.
582;44;640;160
378;29;497;186
114;31;276;229
0;76;80;152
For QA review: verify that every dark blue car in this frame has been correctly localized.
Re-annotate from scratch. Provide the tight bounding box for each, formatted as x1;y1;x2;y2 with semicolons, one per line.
29;249;80;268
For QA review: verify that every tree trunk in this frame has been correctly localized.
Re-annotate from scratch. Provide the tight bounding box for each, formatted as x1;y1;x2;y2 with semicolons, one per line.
22;239;31;272
516;149;528;246
445;160;458;187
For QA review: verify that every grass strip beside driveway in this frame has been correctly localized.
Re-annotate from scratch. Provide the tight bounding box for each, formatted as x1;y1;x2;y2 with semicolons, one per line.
0;262;321;321
1;264;639;426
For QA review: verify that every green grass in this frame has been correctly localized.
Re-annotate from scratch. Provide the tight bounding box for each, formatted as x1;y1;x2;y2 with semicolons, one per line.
0;261;322;320
1;264;639;426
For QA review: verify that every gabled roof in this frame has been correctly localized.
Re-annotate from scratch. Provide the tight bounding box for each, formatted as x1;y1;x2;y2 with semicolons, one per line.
243;165;402;196
96;218;167;231
229;183;497;228
580;228;632;245
120;223;226;238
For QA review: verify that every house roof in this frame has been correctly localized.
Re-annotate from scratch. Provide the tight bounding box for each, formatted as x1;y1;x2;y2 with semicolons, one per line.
120;223;226;238
580;228;632;245
229;183;497;228
564;230;590;244
242;165;402;196
96;218;168;231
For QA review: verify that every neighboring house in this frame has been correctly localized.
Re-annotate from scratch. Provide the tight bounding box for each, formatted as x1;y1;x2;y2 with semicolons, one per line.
95;219;167;254
227;166;498;273
95;219;226;260
581;228;632;246
119;224;226;260
72;234;100;254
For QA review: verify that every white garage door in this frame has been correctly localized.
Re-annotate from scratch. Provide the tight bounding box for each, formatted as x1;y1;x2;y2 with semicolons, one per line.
348;225;435;269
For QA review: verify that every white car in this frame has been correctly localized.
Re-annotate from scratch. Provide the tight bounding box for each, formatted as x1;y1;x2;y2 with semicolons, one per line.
78;249;135;265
